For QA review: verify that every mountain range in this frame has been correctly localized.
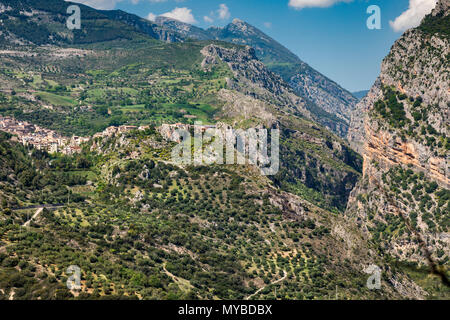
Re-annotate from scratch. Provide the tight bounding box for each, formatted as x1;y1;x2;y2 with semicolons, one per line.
151;15;359;136
0;0;357;136
0;0;448;300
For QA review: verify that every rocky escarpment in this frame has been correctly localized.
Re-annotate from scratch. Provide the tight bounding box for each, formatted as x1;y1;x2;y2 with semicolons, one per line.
347;79;384;154
201;44;311;119
277;63;358;122
200;43;364;212
216;89;278;128
348;1;449;188
346;0;449;285
154;16;212;41
211;19;358;137
432;0;450;16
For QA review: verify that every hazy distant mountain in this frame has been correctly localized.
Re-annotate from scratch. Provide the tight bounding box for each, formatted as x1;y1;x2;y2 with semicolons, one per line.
352;90;369;100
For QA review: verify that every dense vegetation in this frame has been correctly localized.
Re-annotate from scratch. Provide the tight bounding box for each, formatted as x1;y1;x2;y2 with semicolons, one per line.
0;130;388;300
418;11;450;39
374;86;408;128
0;132;87;208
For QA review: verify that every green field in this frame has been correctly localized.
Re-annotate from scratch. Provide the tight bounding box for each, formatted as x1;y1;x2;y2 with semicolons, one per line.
120;104;145;112
36;91;77;107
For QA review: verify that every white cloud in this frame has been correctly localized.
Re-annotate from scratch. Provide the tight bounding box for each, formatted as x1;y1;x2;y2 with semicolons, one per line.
264;22;272;28
67;0;124;10
389;0;437;32
288;0;352;10
147;12;157;21
217;3;230;20
160;7;197;24
203;4;230;23
204;15;214;23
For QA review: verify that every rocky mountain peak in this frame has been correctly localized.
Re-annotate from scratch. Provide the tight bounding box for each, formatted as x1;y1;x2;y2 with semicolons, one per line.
200;43;310;119
155;16;191;32
431;0;449;16
225;18;259;36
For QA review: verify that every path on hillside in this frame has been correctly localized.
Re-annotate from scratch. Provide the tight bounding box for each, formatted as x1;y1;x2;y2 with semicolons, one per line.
22;208;43;227
163;263;194;292
12;204;64;211
245;270;287;300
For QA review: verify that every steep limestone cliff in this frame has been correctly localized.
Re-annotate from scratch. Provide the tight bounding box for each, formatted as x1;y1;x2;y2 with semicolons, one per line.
346;1;449;292
349;0;449;187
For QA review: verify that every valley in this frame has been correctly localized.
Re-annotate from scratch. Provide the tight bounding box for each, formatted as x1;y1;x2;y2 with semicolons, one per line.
0;0;448;301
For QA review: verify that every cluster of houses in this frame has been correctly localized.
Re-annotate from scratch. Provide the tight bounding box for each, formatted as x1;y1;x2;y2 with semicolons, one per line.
0;116;89;154
0;114;224;156
92;125;148;139
0;115;156;155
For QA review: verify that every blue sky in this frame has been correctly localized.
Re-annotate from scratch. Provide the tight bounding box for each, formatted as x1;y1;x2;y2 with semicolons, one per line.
71;0;438;92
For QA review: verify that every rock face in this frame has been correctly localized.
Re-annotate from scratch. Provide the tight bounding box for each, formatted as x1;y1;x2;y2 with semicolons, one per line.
217;89;277;128
200;43;358;138
208;19;359;136
286;67;358;122
154;16;212;41
349;7;449;186
347;79;383;154
432;0;450;15
207;19;358;117
200;44;311;119
346;0;449;274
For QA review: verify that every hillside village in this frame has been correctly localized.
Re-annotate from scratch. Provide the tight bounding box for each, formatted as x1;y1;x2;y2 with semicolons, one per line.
0;113;223;155
0;115;149;155
0;115;82;154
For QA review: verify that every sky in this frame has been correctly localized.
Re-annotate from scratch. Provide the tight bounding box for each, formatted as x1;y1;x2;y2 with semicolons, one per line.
68;0;439;92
